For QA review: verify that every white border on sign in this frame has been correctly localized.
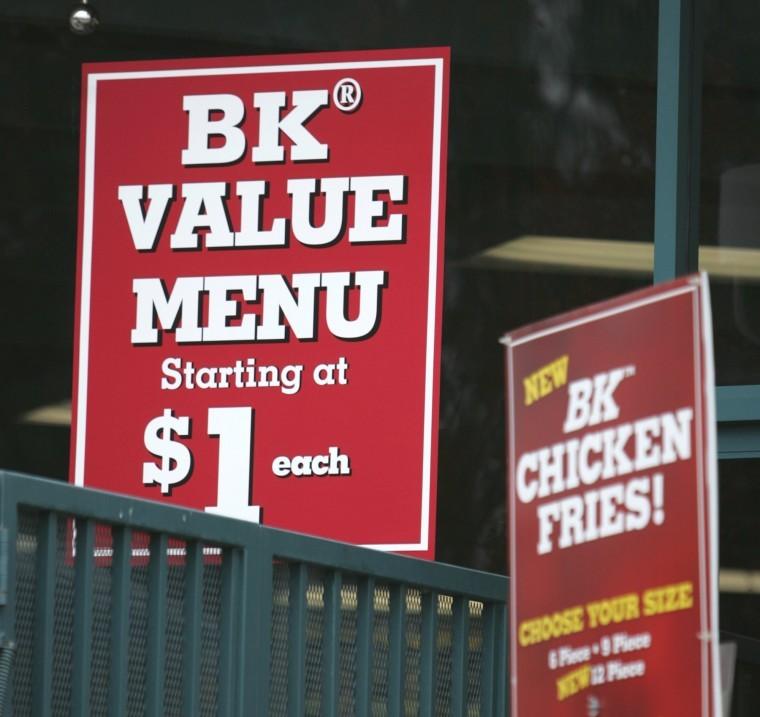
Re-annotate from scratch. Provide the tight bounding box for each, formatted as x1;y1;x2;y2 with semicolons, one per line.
74;56;445;554
504;277;719;716
699;274;721;717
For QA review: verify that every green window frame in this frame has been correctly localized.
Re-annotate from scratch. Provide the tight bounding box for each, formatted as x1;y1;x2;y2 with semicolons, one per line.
653;0;760;459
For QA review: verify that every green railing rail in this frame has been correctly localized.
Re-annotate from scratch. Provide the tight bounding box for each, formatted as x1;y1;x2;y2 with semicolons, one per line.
0;471;508;716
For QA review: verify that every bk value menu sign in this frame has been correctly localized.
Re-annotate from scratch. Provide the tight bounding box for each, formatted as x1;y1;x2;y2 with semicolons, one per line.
503;275;721;715
70;49;449;558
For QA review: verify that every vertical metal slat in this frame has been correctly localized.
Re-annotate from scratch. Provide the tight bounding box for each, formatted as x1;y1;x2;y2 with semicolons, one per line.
182;540;203;717
450;596;469;716
653;0;703;281
355;576;374;717
32;511;57;717
242;531;273;717
419;591;438;717
388;584;406;717
479;603;496;717
322;570;342;715
288;563;307;717
495;603;508;716
71;519;95;716
146;532;168;717
109;526;132;717
219;547;242;716
0;481;18;717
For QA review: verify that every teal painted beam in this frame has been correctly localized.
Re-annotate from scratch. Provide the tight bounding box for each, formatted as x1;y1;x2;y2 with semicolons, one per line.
653;0;703;282
718;422;760;459
716;385;760;422
715;386;760;458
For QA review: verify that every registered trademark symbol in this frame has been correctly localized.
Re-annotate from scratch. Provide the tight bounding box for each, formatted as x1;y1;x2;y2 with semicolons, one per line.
333;78;362;112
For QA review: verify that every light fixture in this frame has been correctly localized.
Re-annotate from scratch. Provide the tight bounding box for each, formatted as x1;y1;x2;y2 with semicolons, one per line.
719;568;760;595
19;401;72;427
69;0;99;35
469;235;760;280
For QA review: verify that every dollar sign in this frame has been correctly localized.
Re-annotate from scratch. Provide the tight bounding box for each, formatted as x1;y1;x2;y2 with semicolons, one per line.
143;408;192;495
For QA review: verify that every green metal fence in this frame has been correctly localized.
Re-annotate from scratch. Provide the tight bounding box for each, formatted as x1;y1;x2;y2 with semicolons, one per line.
0;471;508;716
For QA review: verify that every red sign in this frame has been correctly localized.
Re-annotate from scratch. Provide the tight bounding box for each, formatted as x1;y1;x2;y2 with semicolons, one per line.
70;49;449;558
503;275;720;715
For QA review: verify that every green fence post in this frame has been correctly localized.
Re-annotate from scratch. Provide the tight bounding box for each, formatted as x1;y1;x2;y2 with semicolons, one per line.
243;527;273;717
388;583;407;717
495;602;508;716
146;532;168;717
182;540;203;717
219;547;243;716
322;570;342;715
356;576;375;717
480;603;497;717
71;519;95;716
32;511;57;717
109;525;132;717
288;563;308;716
420;590;438;717
451;596;469;716
0;474;18;717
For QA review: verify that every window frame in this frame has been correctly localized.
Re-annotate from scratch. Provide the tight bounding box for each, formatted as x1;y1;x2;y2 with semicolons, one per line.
653;0;760;459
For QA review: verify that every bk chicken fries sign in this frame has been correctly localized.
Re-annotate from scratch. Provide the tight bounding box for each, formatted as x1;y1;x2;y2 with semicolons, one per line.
503;275;721;715
71;49;449;557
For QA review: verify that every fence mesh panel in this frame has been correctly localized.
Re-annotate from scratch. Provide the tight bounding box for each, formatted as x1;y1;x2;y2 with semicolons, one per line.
371;583;390;716
50;517;74;716
436;594;454;715
200;547;224;716
467;600;485;714
89;524;113;716
127;532;151;716
305;568;325;716
13;509;38;716
404;588;423;716
164;539;186;717
7;503;503;716
339;576;358;716
270;561;289;716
